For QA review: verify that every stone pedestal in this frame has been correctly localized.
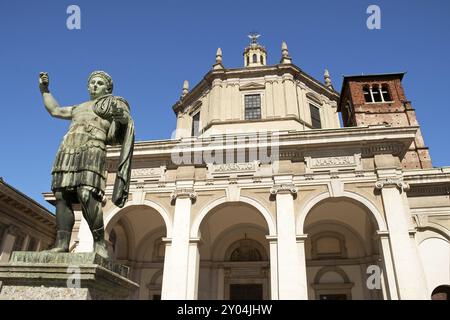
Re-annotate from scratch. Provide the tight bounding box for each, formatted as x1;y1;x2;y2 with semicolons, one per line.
0;252;139;300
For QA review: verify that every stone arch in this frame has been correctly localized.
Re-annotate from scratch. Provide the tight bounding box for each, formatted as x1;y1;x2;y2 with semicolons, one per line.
431;285;450;300
105;199;172;237
417;225;450;244
135;226;166;262
296;191;387;234
149;269;164;285
147;269;164;300
191;196;276;238
417;232;450;297
116;215;136;260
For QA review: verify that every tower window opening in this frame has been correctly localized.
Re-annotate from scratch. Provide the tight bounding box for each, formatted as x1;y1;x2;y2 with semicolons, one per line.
363;84;392;103
381;84;392;102
252;54;257;63
372;85;382;102
363;86;372;103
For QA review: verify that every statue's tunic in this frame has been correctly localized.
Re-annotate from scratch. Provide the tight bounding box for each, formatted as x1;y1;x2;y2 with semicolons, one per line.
51;95;134;206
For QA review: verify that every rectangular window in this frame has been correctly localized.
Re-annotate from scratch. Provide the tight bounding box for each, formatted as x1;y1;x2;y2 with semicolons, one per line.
310;104;322;129
244;94;261;120
191;112;200;137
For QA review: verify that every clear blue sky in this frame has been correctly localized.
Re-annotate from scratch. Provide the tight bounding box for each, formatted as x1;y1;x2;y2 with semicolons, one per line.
1;0;449;212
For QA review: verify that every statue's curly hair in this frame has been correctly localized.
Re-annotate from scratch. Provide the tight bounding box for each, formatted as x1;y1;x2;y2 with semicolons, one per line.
88;70;113;93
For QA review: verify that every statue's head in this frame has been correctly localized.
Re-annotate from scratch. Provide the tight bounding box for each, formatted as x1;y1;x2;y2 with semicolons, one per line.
88;71;113;100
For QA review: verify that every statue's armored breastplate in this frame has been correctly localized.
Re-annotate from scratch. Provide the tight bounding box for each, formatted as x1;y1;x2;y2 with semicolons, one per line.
62;103;111;150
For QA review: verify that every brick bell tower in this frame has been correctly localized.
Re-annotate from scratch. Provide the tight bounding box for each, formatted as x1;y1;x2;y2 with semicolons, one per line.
338;73;432;169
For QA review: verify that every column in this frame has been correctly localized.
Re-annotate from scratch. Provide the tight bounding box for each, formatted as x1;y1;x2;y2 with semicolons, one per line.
35;239;43;251
270;184;308;299
266;235;279;300
282;73;298;118
161;189;197;300
186;239;201;300
375;177;428;299
296;234;309;299
377;231;399;300
217;267;225;299
21;234;30;251
265;80;275;118
0;226;18;262
209;79;222;122
273;80;286;117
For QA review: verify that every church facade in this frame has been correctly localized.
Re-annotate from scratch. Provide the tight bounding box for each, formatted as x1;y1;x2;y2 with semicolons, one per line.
48;36;450;300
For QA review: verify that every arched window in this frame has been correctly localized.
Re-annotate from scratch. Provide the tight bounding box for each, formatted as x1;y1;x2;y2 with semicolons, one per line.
381;84;391;101
252;54;257;63
246;56;249;66
228;239;264;261
260;55;264;65
363;86;372;103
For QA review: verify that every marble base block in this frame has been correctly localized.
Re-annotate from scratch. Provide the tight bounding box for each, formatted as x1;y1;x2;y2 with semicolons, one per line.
0;251;139;300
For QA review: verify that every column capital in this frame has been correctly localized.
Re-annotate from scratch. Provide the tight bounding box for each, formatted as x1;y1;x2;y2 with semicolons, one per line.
375;178;410;192
189;237;202;245
376;230;390;239
296;234;308;242
170;188;197;202
270;184;298;195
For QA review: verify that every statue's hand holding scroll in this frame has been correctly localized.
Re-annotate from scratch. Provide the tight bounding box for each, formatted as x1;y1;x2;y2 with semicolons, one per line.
111;100;128;124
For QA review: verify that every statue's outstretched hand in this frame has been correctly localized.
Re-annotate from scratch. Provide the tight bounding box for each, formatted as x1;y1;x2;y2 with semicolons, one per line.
39;72;49;93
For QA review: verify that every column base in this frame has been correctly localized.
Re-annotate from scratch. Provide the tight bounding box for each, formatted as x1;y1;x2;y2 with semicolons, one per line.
0;251;139;300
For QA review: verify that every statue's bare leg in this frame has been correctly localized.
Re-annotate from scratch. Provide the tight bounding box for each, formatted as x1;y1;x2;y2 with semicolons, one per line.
77;186;109;259
49;191;74;252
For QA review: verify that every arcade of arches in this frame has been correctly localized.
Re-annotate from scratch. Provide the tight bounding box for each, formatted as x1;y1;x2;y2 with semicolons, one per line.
86;190;449;300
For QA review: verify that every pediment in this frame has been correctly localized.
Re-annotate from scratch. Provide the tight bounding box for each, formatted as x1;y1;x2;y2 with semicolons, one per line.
239;82;266;91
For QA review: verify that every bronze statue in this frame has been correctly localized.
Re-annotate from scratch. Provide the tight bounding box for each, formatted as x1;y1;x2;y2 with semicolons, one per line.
39;71;134;259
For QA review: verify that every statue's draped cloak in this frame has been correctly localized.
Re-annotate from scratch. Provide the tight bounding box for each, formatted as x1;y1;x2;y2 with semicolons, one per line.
51;95;134;207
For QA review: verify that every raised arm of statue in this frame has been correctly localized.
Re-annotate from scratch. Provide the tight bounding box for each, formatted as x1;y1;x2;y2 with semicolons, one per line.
39;72;73;120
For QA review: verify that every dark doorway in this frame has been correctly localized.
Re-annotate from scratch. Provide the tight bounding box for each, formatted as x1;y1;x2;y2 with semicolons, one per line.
229;284;263;300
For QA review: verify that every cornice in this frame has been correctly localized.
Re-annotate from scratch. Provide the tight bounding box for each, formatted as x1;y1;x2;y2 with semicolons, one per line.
107;126;417;169
0;181;55;227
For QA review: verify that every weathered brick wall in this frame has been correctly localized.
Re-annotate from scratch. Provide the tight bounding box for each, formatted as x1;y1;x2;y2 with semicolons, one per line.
340;76;432;169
